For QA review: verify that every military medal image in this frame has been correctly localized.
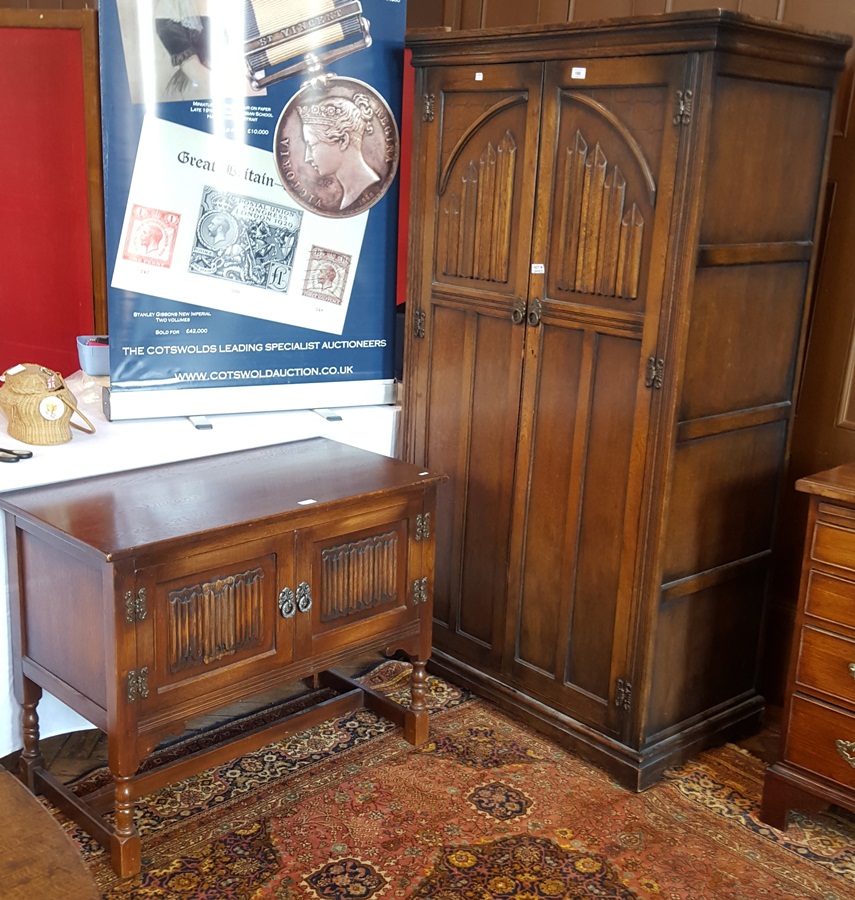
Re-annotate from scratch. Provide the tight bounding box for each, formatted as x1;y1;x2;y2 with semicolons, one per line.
273;74;400;217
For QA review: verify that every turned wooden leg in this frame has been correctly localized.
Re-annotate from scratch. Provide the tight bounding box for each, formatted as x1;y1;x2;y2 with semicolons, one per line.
112;773;142;878
404;659;430;746
410;659;427;712
18;678;44;789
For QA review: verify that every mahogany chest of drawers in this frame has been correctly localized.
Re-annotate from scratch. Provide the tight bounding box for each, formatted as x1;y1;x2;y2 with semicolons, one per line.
1;438;443;877
761;464;855;827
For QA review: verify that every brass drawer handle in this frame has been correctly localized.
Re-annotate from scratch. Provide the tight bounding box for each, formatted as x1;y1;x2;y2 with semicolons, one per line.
849;662;855;681
836;739;855;768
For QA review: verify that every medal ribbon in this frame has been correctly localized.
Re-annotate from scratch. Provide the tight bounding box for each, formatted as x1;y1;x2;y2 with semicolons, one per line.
244;0;370;87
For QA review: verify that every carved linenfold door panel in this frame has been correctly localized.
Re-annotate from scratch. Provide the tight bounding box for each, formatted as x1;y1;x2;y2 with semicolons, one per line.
441;128;518;283
430;62;543;303
553;132;645;301
294;496;426;659
136;536;290;717
539;56;684;317
407;62;542;672
165;567;266;671
502;56;685;734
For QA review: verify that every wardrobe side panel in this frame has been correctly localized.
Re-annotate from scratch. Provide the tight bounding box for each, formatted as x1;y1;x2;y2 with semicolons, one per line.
651;63;837;740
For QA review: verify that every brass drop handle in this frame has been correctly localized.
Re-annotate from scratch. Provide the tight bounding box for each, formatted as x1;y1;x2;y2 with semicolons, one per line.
836;739;855;768
278;586;295;618
849;662;855;681
511;297;526;325
278;582;312;618
296;581;313;613
527;296;543;327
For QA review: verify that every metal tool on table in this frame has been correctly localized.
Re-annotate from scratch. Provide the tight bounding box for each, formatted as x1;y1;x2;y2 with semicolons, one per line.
0;447;33;463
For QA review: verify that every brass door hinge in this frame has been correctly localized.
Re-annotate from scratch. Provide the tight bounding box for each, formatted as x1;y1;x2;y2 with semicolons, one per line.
415;512;431;541
414;307;426;340
125;587;147;623
645;357;664;390
412;576;429;605
423;92;436;123
674;89;693;126
127;667;150;702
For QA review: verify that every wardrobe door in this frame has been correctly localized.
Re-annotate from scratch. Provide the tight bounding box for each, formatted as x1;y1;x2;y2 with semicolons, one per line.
505;55;687;734
405;61;542;673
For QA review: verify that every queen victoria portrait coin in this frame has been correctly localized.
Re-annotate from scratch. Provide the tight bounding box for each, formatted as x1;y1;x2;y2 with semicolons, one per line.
273;74;400;218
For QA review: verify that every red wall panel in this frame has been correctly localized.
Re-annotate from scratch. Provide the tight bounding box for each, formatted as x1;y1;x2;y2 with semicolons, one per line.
0;24;95;375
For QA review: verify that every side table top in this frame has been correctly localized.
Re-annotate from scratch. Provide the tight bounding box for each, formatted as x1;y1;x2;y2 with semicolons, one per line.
0;437;444;560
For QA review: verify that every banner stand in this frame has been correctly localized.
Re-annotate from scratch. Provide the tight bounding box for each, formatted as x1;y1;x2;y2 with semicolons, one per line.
98;0;406;420
102;380;396;422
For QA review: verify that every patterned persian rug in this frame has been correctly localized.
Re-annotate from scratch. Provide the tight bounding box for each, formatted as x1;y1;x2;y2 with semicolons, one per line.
50;661;854;898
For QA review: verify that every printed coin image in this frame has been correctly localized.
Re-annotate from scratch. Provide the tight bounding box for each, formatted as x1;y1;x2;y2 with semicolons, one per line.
273;74;400;217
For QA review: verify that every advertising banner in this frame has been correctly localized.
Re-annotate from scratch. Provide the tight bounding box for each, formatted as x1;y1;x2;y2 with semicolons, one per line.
98;0;406;418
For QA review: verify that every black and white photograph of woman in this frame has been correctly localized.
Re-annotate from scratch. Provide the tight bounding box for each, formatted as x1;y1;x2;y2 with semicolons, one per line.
116;0;263;104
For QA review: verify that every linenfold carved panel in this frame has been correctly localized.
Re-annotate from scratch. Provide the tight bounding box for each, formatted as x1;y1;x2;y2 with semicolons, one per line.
320;530;399;621
558;129;644;300
167;567;265;670
443;130;517;283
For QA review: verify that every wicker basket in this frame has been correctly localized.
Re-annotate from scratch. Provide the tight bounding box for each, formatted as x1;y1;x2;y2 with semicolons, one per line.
0;364;95;445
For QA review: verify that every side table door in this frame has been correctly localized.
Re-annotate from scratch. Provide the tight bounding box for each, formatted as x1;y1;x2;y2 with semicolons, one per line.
292;494;428;661
132;533;295;720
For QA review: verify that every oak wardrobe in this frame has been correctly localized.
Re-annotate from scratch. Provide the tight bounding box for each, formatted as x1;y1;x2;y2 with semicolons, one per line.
401;10;849;789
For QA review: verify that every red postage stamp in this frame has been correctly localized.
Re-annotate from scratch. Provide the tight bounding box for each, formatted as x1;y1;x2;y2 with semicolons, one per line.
123;206;180;268
302;245;352;306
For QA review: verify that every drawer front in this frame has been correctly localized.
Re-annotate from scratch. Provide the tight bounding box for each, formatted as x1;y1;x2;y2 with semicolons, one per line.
804;570;855;630
785;694;855;786
812;522;855;575
796;625;855;707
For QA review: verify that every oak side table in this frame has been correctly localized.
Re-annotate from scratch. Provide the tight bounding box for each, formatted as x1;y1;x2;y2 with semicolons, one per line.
1;437;443;877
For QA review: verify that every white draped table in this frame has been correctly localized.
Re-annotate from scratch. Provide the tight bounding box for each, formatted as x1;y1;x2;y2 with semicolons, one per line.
0;371;399;757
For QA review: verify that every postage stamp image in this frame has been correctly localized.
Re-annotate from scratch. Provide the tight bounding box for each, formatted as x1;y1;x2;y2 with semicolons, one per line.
302;245;352;306
123;206;180;268
188;186;303;293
